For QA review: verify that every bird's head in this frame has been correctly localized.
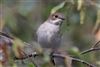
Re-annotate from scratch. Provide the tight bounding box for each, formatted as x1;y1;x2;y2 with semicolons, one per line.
48;13;65;25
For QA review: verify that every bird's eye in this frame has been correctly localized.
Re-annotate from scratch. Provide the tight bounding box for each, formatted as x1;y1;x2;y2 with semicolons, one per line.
54;15;58;18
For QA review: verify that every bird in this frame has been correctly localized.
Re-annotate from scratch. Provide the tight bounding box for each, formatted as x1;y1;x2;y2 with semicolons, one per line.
36;12;65;66
36;12;65;52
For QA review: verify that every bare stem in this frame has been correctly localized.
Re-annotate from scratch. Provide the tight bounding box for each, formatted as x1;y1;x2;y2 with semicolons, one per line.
92;41;100;48
81;48;100;54
51;53;96;67
0;32;14;39
81;41;100;54
14;52;96;67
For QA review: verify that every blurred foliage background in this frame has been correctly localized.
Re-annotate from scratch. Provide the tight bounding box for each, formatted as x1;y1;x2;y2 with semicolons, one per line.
0;0;100;67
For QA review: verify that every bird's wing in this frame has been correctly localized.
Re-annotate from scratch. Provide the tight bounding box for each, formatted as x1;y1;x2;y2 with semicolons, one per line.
50;32;62;49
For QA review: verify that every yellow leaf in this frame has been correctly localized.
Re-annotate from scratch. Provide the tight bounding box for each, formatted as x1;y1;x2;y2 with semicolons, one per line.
80;9;85;24
12;37;25;58
77;0;84;10
93;9;100;34
0;62;3;67
13;63;17;67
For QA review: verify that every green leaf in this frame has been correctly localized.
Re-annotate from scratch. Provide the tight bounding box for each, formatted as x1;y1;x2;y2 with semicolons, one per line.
13;63;17;67
12;37;24;57
51;1;66;14
28;63;35;67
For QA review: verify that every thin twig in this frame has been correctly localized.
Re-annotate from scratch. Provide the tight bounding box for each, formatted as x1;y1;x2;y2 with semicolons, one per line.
0;32;14;39
81;41;100;54
23;51;38;67
14;52;38;60
14;52;39;67
72;58;96;67
14;52;96;67
52;53;96;67
91;41;100;48
81;48;100;54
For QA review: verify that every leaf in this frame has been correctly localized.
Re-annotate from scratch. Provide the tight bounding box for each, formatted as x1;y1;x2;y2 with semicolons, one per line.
93;9;100;34
77;0;84;10
80;9;85;24
65;56;72;67
12;63;17;67
12;37;25;58
0;62;3;67
28;63;35;67
51;1;66;14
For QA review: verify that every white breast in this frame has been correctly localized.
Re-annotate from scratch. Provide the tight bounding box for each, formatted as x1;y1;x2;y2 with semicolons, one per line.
37;22;60;42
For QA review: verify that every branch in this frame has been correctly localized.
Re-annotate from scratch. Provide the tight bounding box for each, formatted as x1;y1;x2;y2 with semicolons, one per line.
14;52;96;67
81;48;100;54
81;41;100;54
14;52;38;60
72;58;96;67
14;52;39;67
52;53;96;67
0;32;14;39
91;41;100;48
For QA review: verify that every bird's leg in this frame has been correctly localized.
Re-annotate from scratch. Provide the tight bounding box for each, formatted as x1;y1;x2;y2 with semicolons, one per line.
50;50;68;67
49;49;63;66
50;51;55;65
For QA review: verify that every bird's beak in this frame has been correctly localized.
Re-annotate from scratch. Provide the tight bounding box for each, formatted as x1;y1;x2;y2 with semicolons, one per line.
59;17;65;20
